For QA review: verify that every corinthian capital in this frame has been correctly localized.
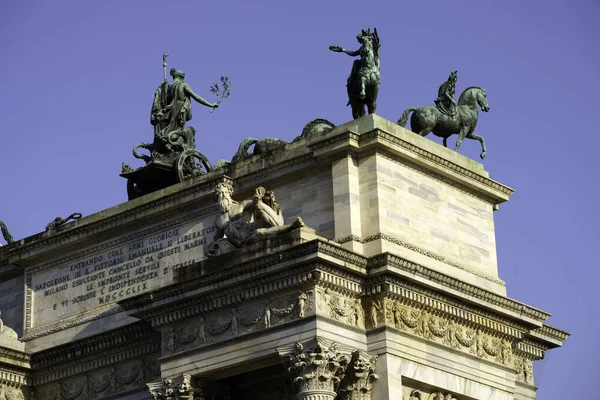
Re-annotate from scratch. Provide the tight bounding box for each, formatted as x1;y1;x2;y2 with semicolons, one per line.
147;374;195;400
278;338;350;400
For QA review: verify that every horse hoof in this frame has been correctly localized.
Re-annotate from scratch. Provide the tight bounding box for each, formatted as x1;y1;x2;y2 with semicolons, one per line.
480;152;486;160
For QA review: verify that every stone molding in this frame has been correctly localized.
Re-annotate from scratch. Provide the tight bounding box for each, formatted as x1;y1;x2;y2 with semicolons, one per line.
31;323;160;385
35;356;161;400
120;240;547;329
308;128;513;204
369;253;549;322
335;232;505;285
0;176;227;263
159;289;315;357
114;243;560;364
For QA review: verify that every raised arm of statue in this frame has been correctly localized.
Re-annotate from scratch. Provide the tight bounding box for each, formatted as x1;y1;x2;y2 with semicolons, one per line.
184;83;218;108
329;45;360;57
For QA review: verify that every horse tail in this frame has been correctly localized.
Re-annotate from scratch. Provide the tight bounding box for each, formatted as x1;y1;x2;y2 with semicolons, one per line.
0;220;14;244
231;138;258;163
397;108;417;127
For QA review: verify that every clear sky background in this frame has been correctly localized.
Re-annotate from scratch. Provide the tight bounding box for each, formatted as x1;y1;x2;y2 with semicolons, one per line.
1;0;598;397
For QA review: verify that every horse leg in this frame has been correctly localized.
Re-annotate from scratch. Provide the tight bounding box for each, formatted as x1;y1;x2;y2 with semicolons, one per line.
454;127;469;153
367;100;377;115
443;137;448;148
466;132;487;159
360;77;366;99
367;84;379;115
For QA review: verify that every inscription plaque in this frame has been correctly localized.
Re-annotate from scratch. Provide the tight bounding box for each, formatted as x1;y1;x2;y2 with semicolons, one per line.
28;212;216;328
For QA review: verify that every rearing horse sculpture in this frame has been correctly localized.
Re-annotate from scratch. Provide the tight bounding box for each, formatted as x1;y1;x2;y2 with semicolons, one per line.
329;28;381;120
397;87;490;159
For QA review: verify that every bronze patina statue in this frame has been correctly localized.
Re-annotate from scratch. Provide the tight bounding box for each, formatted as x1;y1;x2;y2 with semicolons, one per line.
204;182;305;257
46;212;83;231
0;220;14;246
329;28;380;120
434;71;458;117
121;53;231;200
397;75;490;159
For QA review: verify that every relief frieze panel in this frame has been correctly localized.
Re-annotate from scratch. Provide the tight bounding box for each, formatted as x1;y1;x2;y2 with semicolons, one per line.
34;357;160;400
162;290;314;356
315;288;366;329
377;297;516;368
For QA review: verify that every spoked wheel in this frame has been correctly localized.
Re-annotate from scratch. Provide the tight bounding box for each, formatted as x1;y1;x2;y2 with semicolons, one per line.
175;149;213;182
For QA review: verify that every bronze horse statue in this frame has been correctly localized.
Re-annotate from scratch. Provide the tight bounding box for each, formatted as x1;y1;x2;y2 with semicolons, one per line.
330;28;381;120
397;87;490;159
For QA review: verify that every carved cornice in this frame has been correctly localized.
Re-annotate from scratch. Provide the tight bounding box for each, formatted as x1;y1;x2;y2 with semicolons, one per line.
30;322;160;385
0;365;29;386
359;129;513;199
22;304;121;341
369;253;550;322
234;154;317;186
119;240;367;313
26;206;218;276
530;324;570;346
0;347;30;365
337;232;505;285
309;128;513;205
140;265;320;328
0;176;225;263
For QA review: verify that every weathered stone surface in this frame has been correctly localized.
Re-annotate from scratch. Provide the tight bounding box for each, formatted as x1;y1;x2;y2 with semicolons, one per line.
0;114;567;400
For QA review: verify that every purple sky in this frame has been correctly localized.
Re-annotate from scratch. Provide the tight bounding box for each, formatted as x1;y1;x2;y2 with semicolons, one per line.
1;0;598;397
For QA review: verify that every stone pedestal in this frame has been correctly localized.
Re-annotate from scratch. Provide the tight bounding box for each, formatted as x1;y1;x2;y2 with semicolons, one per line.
0;114;568;400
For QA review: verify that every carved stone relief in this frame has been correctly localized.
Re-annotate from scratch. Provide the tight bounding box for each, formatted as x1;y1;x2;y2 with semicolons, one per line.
404;388;460;400
278;338;379;400
0;385;25;400
316;288;366;329
34;358;160;400
383;298;516;366
147;374;195;400
514;357;534;385
163;291;314;355
338;350;378;400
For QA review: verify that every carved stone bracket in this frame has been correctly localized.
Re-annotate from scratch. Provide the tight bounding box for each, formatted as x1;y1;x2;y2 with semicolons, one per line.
147;374;195;400
277;337;378;400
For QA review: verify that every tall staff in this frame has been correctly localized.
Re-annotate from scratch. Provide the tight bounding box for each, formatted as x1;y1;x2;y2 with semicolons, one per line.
160;52;169;107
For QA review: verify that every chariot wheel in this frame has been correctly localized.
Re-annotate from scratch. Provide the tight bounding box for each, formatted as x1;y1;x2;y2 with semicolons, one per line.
175;149;213;182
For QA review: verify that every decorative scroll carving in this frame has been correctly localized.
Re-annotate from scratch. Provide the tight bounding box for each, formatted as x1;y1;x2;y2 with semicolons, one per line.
148;374;195;400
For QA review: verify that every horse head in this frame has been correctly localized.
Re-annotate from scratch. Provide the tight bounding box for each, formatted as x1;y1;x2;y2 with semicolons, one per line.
458;87;490;112
356;28;374;47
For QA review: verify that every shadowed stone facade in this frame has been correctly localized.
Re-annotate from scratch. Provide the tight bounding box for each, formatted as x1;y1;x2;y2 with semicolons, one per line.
0;114;568;399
